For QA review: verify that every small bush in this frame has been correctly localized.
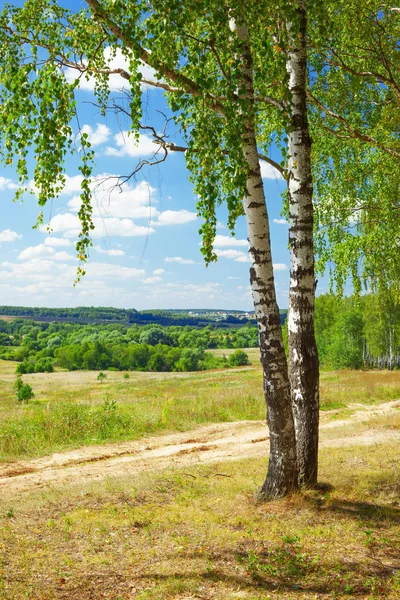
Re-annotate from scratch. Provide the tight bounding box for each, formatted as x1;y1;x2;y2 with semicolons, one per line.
97;372;107;383
14;375;35;403
228;349;250;367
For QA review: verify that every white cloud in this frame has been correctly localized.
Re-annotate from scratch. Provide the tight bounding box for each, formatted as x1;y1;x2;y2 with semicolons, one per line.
17;244;75;262
30;174;84;197
153;268;165;275
44;237;73;248
64;47;159;92
215;248;250;263
1;259;76;282
94;245;125;256
104;131;156;157
260;161;283;180
60;174;85;196
165;257;195;265
213;234;248;248
0;177;18;191
273;263;288;271
149;281;221;298
85;262;145;280
273;218;288;225
81;123;111;146
0;229;22;243
67;179;158;221
227;276;240;280
154;210;198;226
143;276;162;284
43;213;155;239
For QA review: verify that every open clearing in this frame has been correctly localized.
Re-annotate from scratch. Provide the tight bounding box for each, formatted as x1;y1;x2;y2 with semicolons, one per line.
1;359;399;599
1;399;399;497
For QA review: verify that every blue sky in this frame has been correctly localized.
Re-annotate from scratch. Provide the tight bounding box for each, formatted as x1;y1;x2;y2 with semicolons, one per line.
0;37;329;311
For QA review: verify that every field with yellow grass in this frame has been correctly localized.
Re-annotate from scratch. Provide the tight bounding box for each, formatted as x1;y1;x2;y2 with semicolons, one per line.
0;357;399;599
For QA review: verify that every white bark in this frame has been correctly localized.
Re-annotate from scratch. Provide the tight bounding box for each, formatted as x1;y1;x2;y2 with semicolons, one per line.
286;1;319;487
230;11;298;498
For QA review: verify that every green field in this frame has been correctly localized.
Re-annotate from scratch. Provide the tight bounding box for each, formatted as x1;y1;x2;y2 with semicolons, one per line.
1;354;400;461
1;356;400;599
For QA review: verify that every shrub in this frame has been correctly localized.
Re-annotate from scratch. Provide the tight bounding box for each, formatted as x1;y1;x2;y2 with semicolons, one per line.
14;375;35;402
97;371;107;383
228;349;250;367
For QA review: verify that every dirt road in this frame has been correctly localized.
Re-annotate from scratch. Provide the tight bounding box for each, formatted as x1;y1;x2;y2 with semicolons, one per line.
1;400;399;496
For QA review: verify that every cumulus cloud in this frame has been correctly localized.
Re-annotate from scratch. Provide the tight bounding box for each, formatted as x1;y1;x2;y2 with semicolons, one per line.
260;161;284;180
143;276;162;284
94;245;125;256
17;244;75;262
81;123;111;146
0;177;18;191
273;218;288;225
85;262;145;280
153;268;165;275
30;174;84;197
43;237;73;248
165;257;195;265
0;259;76;283
215;248;250;263
104;131;156;157
0;229;22;243
67;179;158;221
213;234;248;248
64;47;159;92
44;213;155;238
154;210;198;226
273;263;288;271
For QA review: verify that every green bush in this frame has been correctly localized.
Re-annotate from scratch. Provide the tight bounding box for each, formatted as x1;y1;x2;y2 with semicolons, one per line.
228;349;250;367
14;376;35;402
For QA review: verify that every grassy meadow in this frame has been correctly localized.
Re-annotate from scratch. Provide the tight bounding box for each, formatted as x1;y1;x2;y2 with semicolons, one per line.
1;354;400;598
1;352;400;461
1;434;400;599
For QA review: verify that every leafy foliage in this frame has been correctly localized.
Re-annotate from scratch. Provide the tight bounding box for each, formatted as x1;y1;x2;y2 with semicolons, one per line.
14;375;34;402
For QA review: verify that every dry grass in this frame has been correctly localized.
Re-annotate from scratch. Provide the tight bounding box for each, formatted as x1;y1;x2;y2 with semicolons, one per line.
1;358;399;598
1;439;399;600
1;359;400;460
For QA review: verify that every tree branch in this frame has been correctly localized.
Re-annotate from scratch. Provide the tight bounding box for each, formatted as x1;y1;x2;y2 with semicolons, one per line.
85;0;226;115
323;49;400;102
307;91;400;159
157;141;287;179
84;1;285;112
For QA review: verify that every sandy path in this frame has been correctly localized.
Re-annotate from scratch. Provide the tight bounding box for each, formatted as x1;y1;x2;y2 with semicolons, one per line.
1;400;399;495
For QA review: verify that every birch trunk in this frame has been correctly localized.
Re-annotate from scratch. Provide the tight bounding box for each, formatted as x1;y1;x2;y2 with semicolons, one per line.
286;1;319;487
230;12;298;498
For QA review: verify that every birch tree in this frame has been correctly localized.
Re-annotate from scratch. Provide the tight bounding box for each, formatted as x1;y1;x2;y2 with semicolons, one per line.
0;0;397;497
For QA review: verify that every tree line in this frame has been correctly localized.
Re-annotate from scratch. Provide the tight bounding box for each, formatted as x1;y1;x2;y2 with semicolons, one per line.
0;305;264;327
0;319;252;373
0;293;399;373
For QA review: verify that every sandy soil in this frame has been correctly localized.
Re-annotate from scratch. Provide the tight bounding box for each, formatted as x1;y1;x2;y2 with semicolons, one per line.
1;400;399;496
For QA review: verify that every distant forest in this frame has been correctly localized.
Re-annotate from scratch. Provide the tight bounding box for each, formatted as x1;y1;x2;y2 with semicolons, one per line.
0;305;272;327
0;294;398;373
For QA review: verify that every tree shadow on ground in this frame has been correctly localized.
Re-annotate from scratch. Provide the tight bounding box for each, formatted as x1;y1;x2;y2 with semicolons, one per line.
138;561;394;598
303;491;400;526
136;493;400;597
